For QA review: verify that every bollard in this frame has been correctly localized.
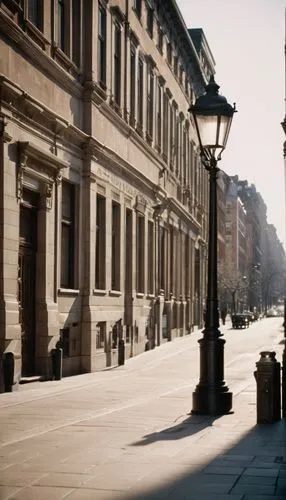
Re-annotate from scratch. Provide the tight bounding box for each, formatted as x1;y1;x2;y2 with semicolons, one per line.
118;338;125;366
2;352;14;392
254;351;281;424
51;348;63;380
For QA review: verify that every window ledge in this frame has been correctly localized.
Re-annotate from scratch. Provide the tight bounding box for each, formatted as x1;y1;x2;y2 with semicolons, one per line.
52;43;81;77
93;289;107;296
24;19;50;51
136;292;144;298
109;290;122;297
58;288;80;296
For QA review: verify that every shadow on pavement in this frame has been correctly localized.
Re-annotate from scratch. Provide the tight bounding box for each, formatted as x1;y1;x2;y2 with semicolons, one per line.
125;419;286;500
131;414;218;446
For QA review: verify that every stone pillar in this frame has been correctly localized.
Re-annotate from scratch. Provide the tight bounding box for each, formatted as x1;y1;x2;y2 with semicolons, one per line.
35;181;59;378
81;151;96;373
0;122;21;391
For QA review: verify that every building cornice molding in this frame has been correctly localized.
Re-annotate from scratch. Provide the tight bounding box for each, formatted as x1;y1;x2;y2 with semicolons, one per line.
0;74;88;150
88;136;201;232
18;140;69;172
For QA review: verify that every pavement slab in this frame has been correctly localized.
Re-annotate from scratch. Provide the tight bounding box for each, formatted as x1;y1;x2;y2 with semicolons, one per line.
0;318;285;499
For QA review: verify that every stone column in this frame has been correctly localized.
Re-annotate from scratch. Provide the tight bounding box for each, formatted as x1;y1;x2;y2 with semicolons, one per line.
35;181;60;378
81;150;97;373
0;121;21;391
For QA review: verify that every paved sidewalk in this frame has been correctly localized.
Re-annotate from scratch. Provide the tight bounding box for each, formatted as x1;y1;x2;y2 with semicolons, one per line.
0;318;285;499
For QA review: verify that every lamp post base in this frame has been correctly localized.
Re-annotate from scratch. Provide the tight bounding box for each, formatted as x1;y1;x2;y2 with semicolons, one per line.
192;388;232;416
192;336;233;416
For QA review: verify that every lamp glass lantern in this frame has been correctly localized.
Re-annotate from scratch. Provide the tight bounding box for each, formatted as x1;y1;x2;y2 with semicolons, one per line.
190;75;236;163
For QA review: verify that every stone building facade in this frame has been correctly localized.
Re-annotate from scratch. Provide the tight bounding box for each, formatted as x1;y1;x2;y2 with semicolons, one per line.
0;0;213;387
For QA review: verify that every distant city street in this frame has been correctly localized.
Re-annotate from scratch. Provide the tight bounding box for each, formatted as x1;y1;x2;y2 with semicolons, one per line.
0;317;285;500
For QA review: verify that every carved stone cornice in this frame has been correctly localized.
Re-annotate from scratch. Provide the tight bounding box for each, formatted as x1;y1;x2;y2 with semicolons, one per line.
17;140;68;207
0;75;86;147
0;115;12;142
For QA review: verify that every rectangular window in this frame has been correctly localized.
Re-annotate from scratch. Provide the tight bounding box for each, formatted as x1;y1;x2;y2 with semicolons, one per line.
169;226;174;294
28;0;43;30
95;195;106;290
61;181;75;289
72;0;81;66
185;234;189;297
147;68;154;139
175;115;179;174
98;3;107;87
125;209;133;293
147;5;153;37
137;58;144;130
167;42;172;65
96;322;106;350
148;221;154;294
57;0;65;52
173;56;178;76
182;127;187;185
156;82;162;150
134;0;142;19
159;226;166;292
157;26;163;53
136;214;145;293
130;45;136;124
112;201;121;290
179;65;183;85
114;23;121;106
163;92;169;159
185;75;189;96
55;0;81;66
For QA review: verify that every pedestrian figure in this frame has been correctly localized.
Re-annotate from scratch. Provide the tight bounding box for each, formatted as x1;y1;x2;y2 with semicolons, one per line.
221;308;227;325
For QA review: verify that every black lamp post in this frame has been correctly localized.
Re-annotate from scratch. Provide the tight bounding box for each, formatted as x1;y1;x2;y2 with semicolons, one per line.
189;75;236;415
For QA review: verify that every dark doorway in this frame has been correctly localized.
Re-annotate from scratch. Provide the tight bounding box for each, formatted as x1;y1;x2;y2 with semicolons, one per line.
18;190;38;376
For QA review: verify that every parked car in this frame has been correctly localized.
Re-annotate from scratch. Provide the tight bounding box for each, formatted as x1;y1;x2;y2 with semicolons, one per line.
266;308;278;317
231;313;250;329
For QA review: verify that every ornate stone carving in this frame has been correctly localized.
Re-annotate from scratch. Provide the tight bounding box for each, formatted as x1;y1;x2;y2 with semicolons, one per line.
17;147;28;202
39;183;53;210
134;194;147;214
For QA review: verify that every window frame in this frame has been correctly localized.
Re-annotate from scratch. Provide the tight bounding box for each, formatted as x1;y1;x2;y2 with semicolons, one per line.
136;213;145;294
147;220;154;295
146;64;154;141
98;2;107;88
113;20;122;107
137;56;144;132
130;43;136;126
95;194;106;290
146;4;154;38
134;0;142;20
27;0;43;31
60;181;76;290
54;0;82;69
111;201;121;291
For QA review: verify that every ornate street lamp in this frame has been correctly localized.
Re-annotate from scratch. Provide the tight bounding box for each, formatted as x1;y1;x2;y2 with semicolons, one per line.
189;75;236;415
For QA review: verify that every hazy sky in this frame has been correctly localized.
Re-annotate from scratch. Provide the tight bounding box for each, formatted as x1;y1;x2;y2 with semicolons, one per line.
176;0;285;244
